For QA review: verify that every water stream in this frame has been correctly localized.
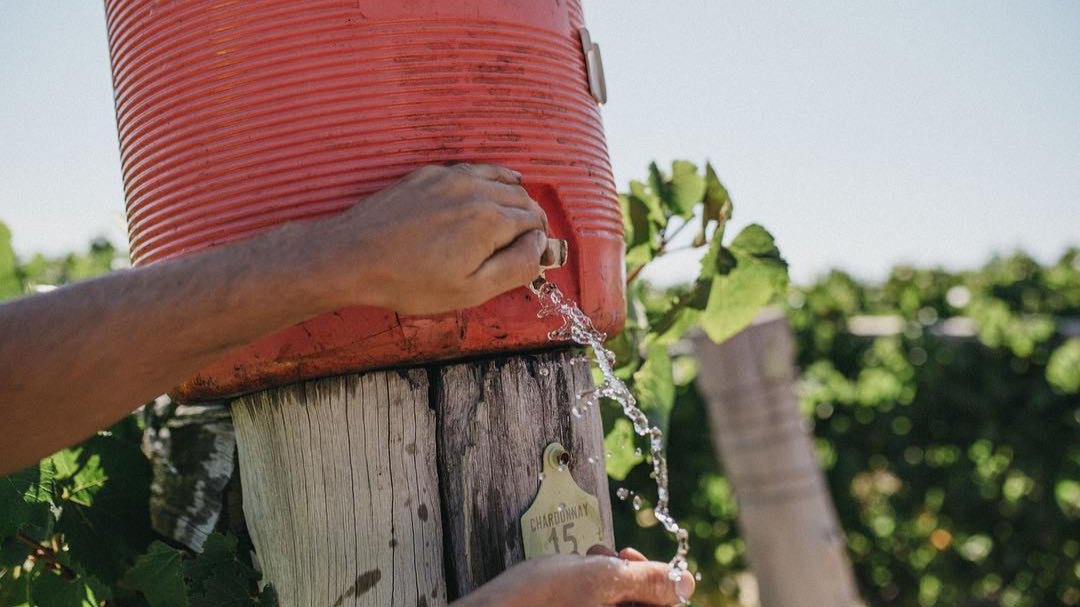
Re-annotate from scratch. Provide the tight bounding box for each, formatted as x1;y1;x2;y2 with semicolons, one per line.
535;280;690;582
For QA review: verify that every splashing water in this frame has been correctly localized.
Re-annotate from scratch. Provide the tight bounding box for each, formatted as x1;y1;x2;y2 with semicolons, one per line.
536;281;690;582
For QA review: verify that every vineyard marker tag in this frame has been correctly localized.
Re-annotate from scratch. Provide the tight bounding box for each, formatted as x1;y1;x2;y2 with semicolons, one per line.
520;442;603;559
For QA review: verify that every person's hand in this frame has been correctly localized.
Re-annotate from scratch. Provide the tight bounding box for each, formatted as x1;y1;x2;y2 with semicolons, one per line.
451;545;696;607
306;163;550;315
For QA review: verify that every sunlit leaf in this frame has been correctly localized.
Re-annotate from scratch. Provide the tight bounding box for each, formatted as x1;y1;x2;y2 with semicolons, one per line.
51;433;153;585
0;460;57;541
0;222;21;300
1046;338;1080;394
669;160;706;217
605;418;645;481
629;179;665;228
699;163;733;246
700;225;788;344
28;556;111;607
634;344;676;434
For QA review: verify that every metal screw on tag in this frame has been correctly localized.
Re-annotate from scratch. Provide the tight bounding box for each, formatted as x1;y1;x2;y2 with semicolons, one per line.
520;443;604;559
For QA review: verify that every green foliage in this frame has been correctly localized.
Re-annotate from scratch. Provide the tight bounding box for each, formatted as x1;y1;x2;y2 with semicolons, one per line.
609;183;1079;606
610;160;788;434
697;224;788;344
603;162;787;605
0;231;273;606
785;250;1080;606
0;463;56;541
604;418;645;481
125;543;187;607
126;535;273;607
0;224;20;300
1046;338;1080;394
0;418;273;607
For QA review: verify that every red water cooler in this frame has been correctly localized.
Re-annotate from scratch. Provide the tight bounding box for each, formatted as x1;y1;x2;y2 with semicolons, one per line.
104;0;624;399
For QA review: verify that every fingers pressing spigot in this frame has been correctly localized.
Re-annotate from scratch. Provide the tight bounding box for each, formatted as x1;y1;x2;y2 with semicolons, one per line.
532;238;567;294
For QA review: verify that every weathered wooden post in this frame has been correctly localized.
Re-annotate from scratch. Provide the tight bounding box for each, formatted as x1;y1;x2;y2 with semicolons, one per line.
693;311;862;607
104;1;621;604
231;351;612;604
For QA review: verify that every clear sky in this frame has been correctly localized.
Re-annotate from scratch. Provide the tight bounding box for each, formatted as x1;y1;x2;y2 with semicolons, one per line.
1;1;1077;283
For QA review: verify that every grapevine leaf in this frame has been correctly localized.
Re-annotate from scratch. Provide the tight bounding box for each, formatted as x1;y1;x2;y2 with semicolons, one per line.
189;574;260;607
0;460;57;541
625;244;654;275
646;163;670;223
698;163;733;246
653;307;701;346
604;418;645;481
627;195;654;250
258;586;278;606
647;234;734;343
1046;338;1080;394
634;344;676;434
0;222;20;300
629;180;665;229
28;554;111;607
185;533;263;607
52;433;153;585
730;222;784;261
0;563;29;605
700;225;788;344
669;160;706;218
125;541;189;607
697;230;737;281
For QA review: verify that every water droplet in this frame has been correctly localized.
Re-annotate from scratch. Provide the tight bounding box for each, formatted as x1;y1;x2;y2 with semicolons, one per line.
538;473;545;481
634;448;642;457
587;456;598;465
557;464;565;473
695;572;702;581
616;487;630;501
632;495;643;511
556;503;565;513
571;406;584;418
538;367;550;377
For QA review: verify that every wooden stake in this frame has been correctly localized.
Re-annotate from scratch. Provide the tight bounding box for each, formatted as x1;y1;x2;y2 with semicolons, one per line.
693;312;862;607
231;349;611;606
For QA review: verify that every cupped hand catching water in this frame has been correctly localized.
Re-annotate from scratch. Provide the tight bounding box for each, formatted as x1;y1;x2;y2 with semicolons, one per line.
452;544;695;607
307;162;551;315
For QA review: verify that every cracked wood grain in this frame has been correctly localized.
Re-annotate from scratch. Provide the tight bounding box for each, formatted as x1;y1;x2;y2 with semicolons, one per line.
233;370;445;607
231;349;611;606
434;349;613;599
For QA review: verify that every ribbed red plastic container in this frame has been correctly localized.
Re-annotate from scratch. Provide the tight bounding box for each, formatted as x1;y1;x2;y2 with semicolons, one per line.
104;0;624;400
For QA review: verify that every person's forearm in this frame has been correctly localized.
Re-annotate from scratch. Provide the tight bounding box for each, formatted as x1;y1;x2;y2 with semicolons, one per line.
0;219;348;474
0;163;550;475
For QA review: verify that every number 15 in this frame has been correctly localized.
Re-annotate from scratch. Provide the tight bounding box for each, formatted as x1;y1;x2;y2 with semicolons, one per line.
547;522;579;554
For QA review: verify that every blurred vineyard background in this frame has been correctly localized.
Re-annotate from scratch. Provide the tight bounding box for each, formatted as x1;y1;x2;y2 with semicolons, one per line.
1;160;1078;605
613;244;1080;606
